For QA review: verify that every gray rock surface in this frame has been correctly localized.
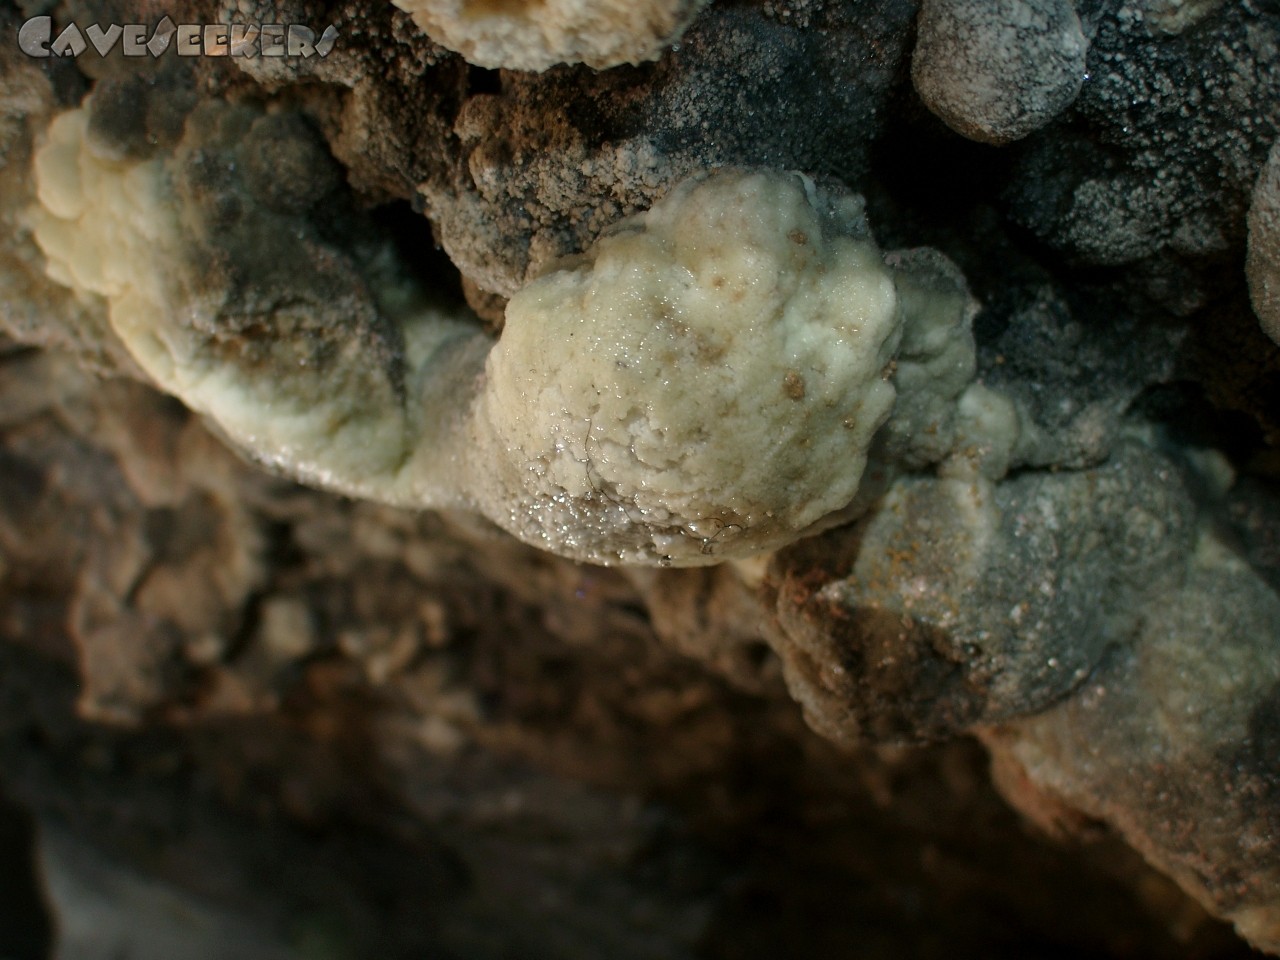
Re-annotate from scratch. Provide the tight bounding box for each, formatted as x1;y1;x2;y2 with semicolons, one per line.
1249;140;1280;344
1007;0;1280;266
912;0;1088;144
984;530;1280;951
431;0;917;298
763;439;1198;743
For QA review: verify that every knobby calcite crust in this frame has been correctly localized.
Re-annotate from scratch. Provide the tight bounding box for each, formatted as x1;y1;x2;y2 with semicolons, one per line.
391;0;711;70
2;0;1279;955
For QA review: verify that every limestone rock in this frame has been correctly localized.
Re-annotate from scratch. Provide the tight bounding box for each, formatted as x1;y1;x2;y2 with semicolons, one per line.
984;531;1280;953
391;0;711;71
763;440;1197;743
1;0;1278;954
1007;2;1280;266
911;0;1088;144
1248;140;1280;344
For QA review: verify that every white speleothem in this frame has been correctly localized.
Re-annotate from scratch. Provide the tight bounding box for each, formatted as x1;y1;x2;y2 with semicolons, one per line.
390;0;710;71
28;102;984;566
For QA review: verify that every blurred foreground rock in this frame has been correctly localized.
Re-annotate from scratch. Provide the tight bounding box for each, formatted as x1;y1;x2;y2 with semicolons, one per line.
0;331;1259;959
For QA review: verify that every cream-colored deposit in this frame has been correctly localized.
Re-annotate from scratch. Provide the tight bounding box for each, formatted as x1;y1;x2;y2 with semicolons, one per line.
29;102;990;567
391;0;709;70
473;172;902;563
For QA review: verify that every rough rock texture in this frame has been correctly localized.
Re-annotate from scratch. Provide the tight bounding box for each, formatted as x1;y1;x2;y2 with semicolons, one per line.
1007;0;1280;268
983;529;1280;951
430;0;917;298
26;95;949;565
469;171;903;565
0;331;1259;959
911;0;1089;144
1137;0;1227;34
763;439;1197;743
763;428;1280;943
1249;140;1280;344
391;0;711;71
2;0;1280;955
225;0;915;299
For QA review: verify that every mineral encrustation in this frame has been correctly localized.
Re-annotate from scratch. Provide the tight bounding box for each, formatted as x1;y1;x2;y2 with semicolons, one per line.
1;0;1278;956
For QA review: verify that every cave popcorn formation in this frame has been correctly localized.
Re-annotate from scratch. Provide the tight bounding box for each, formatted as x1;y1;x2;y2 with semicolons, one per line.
390;0;712;70
15;0;1280;944
28;99;990;566
470;172;908;564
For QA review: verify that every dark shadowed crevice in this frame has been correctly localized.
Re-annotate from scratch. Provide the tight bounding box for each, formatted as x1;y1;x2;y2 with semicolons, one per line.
467;65;503;97
369;200;468;311
0;787;53;960
1130;382;1265;469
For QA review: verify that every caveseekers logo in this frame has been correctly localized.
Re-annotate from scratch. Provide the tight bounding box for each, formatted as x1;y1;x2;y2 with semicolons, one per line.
18;15;339;59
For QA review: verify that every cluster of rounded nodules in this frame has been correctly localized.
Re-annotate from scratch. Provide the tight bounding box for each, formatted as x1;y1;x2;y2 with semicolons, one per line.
30;94;999;567
389;0;1207;136
20;20;1280;945
910;0;1278;344
911;0;1279;344
393;0;1279;345
23;0;1279;571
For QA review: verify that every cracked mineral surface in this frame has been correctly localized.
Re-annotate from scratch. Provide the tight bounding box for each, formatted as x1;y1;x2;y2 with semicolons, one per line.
1;0;1279;956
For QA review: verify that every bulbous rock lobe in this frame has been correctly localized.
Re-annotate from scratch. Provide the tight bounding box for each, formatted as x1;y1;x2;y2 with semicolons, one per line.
26;102;908;568
470;171;902;565
912;0;1088;145
391;0;710;71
